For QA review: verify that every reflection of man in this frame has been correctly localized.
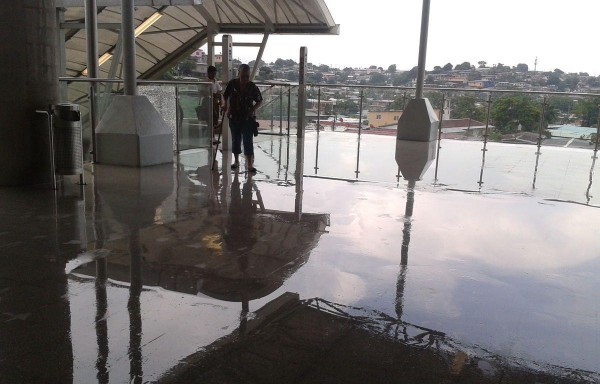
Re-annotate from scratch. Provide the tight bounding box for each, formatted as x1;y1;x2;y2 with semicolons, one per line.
223;64;263;173
225;173;257;258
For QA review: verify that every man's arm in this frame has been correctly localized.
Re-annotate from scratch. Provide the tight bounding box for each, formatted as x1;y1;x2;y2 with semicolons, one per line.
222;80;233;114
251;85;263;116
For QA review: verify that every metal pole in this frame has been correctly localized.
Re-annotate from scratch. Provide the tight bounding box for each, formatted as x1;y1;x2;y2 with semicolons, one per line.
536;96;546;155
478;94;493;189
208;89;214;145
36;108;57;190
89;87;97;162
121;0;136;96
434;92;445;183
221;34;233;151
175;85;180;153
85;0;99;162
415;0;431;99
295;120;305;220
270;100;274;131
279;87;283;135
358;89;364;138
594;106;600;156
297;47;307;139
315;87;321;174
287;87;291;136
316;87;321;134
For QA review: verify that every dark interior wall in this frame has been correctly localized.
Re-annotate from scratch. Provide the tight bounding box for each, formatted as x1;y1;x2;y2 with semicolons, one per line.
0;0;58;185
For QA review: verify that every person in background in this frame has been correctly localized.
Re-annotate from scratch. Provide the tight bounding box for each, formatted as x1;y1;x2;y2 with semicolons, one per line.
222;64;263;173
207;65;224;140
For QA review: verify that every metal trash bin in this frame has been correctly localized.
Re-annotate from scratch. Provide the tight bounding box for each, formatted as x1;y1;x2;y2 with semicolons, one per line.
52;103;83;175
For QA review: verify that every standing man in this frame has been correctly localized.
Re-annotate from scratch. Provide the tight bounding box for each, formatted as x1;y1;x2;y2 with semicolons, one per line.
223;64;263;173
207;65;224;138
196;65;224;143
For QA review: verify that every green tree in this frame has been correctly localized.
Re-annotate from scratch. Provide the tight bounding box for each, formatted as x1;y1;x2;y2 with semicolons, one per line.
442;63;453;71
547;95;574;114
369;72;387;85
387;64;397;73
515;63;529;72
318;64;330;72
248;59;266;69
563;74;579;91
431;66;443;73
256;66;274;80
491;95;555;133
454;62;472;70
452;95;486;122
423;91;444;110
392;66;418;86
547;73;564;90
478;61;487;68
335;99;359;115
573;97;600;127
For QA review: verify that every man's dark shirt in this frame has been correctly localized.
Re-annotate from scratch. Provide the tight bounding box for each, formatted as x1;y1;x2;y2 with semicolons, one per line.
223;79;262;122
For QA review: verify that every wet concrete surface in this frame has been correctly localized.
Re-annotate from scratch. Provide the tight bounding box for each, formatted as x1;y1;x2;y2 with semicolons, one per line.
0;134;599;383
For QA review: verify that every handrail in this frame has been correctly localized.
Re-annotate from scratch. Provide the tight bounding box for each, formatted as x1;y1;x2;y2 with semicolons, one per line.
58;76;600;97
59;77;214;86
59;77;299;88
303;82;600;97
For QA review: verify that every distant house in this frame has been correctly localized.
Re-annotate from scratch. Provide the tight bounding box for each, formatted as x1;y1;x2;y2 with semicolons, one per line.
367;110;403;128
468;80;494;89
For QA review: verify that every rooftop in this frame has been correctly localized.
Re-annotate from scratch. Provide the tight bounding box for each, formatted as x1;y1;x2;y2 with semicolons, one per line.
0;134;598;383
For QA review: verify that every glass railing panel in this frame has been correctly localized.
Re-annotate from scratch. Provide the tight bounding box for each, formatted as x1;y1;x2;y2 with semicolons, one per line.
138;84;177;150
176;83;212;150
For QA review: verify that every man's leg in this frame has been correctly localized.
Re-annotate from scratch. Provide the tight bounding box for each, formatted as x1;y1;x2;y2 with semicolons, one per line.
242;123;256;172
231;121;242;168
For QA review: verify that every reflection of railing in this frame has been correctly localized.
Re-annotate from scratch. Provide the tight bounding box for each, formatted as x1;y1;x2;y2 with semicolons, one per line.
305;297;600;383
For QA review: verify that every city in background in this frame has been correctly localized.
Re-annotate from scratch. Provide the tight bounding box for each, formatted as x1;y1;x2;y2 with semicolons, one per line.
162;48;599;150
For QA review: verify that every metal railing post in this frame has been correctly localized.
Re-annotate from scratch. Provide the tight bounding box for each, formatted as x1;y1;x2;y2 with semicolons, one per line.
536;96;547;155
315;86;321;174
358;89;364;138
478;94;493;189
434;92;445;183
279;87;283;135
270;99;275;132
287;87;291;137
36;107;57;190
316;87;321;134
208;88;214;147
594;105;600;157
175;85;180;153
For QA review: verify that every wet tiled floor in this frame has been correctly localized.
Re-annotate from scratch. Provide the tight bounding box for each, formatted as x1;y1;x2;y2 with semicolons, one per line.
0;134;598;383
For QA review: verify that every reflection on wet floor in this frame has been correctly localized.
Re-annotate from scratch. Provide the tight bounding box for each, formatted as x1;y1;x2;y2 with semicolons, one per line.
0;134;599;383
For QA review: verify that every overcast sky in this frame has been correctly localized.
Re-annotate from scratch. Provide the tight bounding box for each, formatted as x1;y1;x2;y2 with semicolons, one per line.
206;0;600;75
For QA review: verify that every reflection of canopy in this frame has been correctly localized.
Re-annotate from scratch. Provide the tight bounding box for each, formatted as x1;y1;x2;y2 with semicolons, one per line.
158;294;600;384
79;208;329;301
